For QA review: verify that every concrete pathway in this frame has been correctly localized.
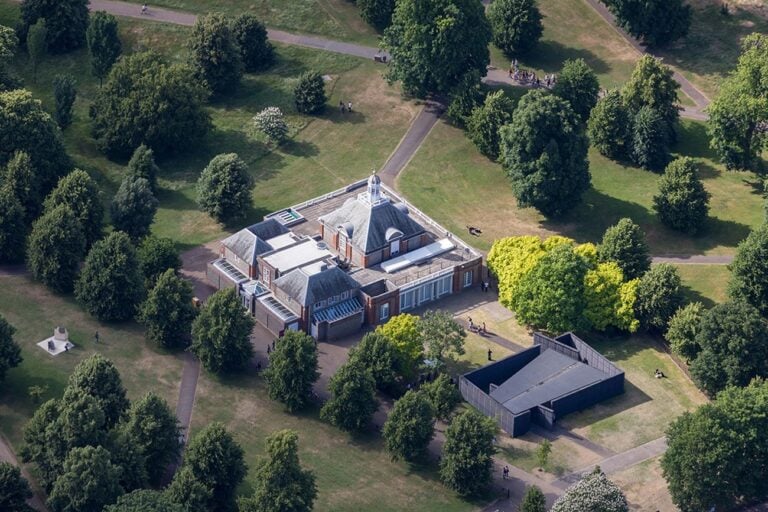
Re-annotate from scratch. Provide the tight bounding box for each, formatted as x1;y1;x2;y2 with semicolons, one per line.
652;254;734;265
0;434;48;511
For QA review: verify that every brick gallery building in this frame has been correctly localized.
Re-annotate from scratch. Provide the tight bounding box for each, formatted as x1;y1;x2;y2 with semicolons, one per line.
207;173;483;340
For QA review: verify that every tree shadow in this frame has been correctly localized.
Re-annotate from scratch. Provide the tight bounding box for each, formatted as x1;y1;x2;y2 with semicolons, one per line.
680;282;716;309
326;109;367;125
280;139;320;158
518;40;611;76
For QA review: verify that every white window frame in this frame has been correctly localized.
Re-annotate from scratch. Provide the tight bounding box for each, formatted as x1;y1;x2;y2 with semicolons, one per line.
380;303;390;322
463;270;473;288
338;234;348;254
340;291;349;300
262;267;271;285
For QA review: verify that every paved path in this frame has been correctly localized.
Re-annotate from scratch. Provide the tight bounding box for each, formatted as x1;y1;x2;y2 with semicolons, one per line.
652;254;734;265
0;434;48;511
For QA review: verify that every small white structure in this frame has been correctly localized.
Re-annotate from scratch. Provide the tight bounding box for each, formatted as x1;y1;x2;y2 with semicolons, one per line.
37;326;74;356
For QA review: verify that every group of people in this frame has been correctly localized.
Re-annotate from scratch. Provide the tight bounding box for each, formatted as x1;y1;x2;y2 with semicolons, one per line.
468;317;487;335
507;59;557;89
339;100;354;113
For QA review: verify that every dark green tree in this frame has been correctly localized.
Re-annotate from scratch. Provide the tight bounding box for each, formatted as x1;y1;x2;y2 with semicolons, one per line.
445;70;484;127
348;332;400;392
140;269;197;349
0;26;19;92
421;373;461;421
52;74;76;128
604;0;691;47
47;445;123;512
729;224;768;316
357;0;396;30
43;169;103;249
0;315;22;382
75;231;144;321
183;422;246;512
587;90;632;160
1;151;39;223
598;217;651;280
126;144;159;192
419;310;466;364
137;235;181;289
665;302;704;362
622;55;680;142
230;14;274;72
440;408;496;496
551;467;628;511
110;176;158;240
105;428;148;492
90;51;211;158
294;71;327;115
67;354;130;428
487;0;543;56
631;105;670;172
20;398;75;490
196;153;253;224
382;0;491;97
188;13;243;95
190;287;254;374
467;90;515;160
105;490;184;512
239;430;317;512
0;461;32;512
553;58;600;123
382;390;435;462
320;359;378;432
26;19;47;81
653;157;710;233
520;485;546;512
86;12;121;85
500;90;590;217
0;187;27;264
634;263;684;332
19;0;89;53
165;466;212;512
263;330;319;412
26;204;85;293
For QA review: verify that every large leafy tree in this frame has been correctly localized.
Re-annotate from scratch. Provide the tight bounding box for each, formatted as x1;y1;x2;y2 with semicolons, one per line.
689;301;768;396
196;153;253;224
105;490;184;512
487;0;543;56
634;263;684;332
445;70;484;127
500;89;590;218
106;428;148;492
440;408;496;496
383;390;435;462
183;422;246;512
653;157;710;233
20;0;89;53
0;187;26;264
419;310;466;364
26;204;85;293
621;55;680;142
631;105;670;172
190;287;254;374
467;90;515;160
110;176;158;240
0;25;19;91
293;71;327;115
26;19;47;82
90;51;211;158
0;315;22;383
357;0;396;30
68;354;130;429
165;466;211;512
53;74;76;129
551;467;628;512
421;373;461;421
320;359;378;432
188;13;243;95
729;224;768;316
137;235;181;289
521;485;546;512
382;0;491;98
587;90;632;160
239;430;316;512
598;218;651;280
264;330;319;412
47;445;123;512
584;261;639;332
86;11;122;85
43;169;103;249
348;332;400;392
140;269;197;349
375;313;422;379
553;58;600;123
0;461;32;511
230;14;274;72
75;232;144;321
665;302;704;363
126;144;160;193
604;0;691;47
1;151;39;223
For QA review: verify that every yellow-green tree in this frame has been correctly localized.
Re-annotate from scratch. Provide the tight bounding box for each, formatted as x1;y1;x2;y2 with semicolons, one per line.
584;262;639;332
376;313;422;378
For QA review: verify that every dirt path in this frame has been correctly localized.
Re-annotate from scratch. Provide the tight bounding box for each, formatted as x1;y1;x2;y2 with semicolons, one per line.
0;434;48;511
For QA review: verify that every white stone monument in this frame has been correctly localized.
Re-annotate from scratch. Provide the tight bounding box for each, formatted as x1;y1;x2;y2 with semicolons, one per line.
37;326;74;356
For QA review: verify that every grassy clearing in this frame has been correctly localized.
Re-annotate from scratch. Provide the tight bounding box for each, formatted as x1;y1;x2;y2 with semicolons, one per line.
674;263;731;307
611;456;676;512
495;431;600;477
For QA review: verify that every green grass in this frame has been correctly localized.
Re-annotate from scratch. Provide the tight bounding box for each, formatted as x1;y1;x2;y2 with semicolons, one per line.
675;263;731;307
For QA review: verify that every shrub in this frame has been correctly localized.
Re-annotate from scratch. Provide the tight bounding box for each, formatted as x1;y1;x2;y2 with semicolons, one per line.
253;106;289;144
294;71;327;115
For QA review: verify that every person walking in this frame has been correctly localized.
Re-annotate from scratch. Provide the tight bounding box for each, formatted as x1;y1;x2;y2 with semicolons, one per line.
347;101;353;113
141;3;148;15
94;330;100;344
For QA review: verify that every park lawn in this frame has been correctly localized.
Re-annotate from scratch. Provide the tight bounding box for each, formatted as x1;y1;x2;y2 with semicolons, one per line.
445;331;515;377
611;456;677;512
0;275;185;451
190;372;483;512
398;119;763;257
674;263;731;307
557;334;707;453
495;430;601;478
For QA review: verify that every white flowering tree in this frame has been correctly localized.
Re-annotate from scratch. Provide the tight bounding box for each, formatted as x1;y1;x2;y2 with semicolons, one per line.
253;106;289;144
550;468;629;512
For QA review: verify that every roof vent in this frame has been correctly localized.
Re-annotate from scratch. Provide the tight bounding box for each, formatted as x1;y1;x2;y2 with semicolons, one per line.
316;241;327;250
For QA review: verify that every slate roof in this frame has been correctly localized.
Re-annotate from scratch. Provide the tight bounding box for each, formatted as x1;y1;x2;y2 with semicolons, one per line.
222;219;289;266
274;264;360;306
317;197;425;254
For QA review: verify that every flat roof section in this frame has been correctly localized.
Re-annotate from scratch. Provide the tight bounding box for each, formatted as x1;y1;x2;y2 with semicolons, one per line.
262;238;333;274
266;232;298;250
381;238;456;274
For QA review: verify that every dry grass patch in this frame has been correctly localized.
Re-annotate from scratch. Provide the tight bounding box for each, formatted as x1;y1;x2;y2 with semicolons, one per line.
611;456;676;512
496;431;602;478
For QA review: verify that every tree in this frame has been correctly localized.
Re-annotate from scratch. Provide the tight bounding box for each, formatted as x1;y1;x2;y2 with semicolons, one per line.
188;13;243;95
536;439;552;470
520;485;546;512
513;244;589;333
622;55;680;142
382;390;434;462
183;422;246;512
634;263;684;332
43;169;103;249
165;467;211;512
440;408;496;496
67;354;129;428
419;310;466;364
239;430;316;512
584;262;639;332
689;301;768;396
729;224;768;316
21;399;65;489
105;490;184;512
0;89;72;194
665;302;704;362
598;218;651;280
90;51;211;158
19;0;89;53
106;428;148;492
137;235;181;289
294;71;327;115
631;105;670;171
230;14;273;72
75;232;144;321
196;153;253;224
253;107;289;144
348;332;400;392
382;0;491;97
587;90;632;160
553;58;600;123
1;151;39;223
357;0;395;30
466;90;514;160
122;392;181;485
47;446;123;512
110;176;158;240
0;188;27;264
263;330;319;412
500;90;590;218
0;461;32;512
604;0;691;47
445;70;484;127
52;74;76;128
487;0;543;56
653;157;710;233
421;373;461;421
86;12;121;85
140;269;197;349
26;19;47;81
190;287;254;374
26;204;85;293
126;144;159;192
0;25;19;92
375;313;423;379
0;315;22;382
321;359;378;432
551;467;628;512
